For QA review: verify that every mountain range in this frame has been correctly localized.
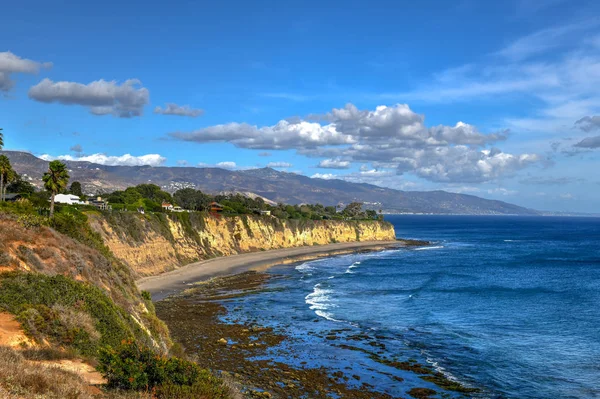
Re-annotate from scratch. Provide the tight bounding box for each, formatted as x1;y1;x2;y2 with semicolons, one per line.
2;151;538;215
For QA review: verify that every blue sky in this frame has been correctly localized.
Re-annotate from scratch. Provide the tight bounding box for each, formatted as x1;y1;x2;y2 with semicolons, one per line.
2;0;600;212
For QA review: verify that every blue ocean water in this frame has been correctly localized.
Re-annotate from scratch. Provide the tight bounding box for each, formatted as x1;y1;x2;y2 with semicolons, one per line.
220;216;600;398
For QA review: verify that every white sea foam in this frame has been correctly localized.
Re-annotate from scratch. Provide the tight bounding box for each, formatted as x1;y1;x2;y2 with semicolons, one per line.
315;310;344;323
295;261;315;271
349;261;361;268
344;261;362;274
305;283;334;311
414;245;444;251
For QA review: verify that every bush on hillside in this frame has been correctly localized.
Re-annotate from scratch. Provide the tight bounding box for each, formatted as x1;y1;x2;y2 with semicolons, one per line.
0;272;140;357
98;341;231;398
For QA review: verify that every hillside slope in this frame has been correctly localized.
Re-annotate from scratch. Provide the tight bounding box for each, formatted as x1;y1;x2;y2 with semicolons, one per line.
0;212;171;354
3;150;538;215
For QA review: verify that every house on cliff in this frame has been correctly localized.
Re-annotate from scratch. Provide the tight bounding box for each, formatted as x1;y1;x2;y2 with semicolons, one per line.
210;202;224;213
54;194;84;205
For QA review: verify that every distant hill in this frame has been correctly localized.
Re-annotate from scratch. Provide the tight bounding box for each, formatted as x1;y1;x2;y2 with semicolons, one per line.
2;150;539;215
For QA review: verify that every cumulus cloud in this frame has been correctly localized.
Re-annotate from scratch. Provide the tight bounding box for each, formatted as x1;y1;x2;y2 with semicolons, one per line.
267;162;293;168
169;120;356;150
0;51;52;92
575;116;600;132
39;153;166;166
317;159;351;169
311;173;338;180
170;103;538;183
28;78;149;118
154;103;204;117
574;135;600;149
216;161;237;169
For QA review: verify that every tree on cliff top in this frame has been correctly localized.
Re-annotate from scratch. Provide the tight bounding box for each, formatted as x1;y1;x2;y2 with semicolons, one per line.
0;155;15;202
43;160;70;217
342;202;364;218
0;128;4;149
69;181;83;197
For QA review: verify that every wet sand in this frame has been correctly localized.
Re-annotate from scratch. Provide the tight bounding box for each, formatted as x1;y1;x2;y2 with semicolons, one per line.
137;240;404;301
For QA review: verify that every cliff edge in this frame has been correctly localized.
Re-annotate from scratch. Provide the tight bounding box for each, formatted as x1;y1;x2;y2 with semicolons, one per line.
88;212;396;277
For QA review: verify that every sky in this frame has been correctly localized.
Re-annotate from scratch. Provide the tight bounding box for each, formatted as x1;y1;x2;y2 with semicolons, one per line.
1;0;600;213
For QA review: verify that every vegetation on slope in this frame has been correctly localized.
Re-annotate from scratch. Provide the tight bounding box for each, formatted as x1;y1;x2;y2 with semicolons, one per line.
0;200;236;398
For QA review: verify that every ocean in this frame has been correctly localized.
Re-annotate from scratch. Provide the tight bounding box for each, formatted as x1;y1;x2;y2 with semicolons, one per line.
219;215;600;398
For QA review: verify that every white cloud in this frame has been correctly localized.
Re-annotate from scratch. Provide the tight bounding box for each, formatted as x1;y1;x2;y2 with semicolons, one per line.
495;20;596;61
267;162;293;168
39;153;166;166
171;103;538;183
154;103;204;117
317;159;351;169
29;78;149;118
170;120;355;150
310;173;338;180
0;51;52;91
216;161;237;169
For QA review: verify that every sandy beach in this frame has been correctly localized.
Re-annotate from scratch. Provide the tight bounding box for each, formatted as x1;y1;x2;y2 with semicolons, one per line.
137;240;402;301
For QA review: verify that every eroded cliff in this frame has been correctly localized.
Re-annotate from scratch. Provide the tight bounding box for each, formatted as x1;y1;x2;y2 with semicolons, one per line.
88;212;396;277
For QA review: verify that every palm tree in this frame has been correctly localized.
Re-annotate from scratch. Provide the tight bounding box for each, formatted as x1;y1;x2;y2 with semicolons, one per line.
3;168;16;201
43;160;70;217
0;155;13;202
0;128;4;150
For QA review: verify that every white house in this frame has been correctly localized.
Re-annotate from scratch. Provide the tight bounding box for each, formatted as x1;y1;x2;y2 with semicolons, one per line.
54;194;84;205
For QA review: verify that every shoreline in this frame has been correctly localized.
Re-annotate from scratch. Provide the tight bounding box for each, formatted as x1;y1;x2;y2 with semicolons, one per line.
137;240;411;301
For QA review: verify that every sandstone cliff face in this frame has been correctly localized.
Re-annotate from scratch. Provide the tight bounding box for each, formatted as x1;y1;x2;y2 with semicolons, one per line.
88;213;395;277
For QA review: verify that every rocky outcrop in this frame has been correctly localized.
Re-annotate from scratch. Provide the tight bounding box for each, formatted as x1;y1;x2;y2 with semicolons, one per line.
88;212;396;277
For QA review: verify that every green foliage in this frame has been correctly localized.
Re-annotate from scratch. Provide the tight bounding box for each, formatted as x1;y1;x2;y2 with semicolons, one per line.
17;213;48;229
43;160;70;217
342;202;364;218
0;272;140;357
98;341;230;398
6;173;36;195
43;160;70;194
69;181;83;197
0;154;15;202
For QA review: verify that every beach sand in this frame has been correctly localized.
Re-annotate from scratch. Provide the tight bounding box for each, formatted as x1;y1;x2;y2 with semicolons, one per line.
137;240;401;301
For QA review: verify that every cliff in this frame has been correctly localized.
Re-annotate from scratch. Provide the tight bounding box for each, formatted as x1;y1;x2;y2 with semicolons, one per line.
88;212;396;277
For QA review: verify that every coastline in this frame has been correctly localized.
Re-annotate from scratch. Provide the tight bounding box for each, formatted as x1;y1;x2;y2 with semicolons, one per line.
137;240;411;301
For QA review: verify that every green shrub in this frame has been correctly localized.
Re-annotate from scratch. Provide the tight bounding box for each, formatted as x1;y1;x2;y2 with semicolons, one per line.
141;290;152;301
0;272;141;357
17;213;48;229
98;341;230;398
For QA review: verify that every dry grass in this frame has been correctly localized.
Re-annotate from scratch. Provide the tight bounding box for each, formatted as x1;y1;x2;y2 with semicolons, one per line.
0;346;95;399
54;304;102;342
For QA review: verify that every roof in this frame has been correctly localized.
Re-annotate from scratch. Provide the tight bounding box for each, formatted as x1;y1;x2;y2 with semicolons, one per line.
55;194;81;200
210;202;224;207
4;193;22;200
